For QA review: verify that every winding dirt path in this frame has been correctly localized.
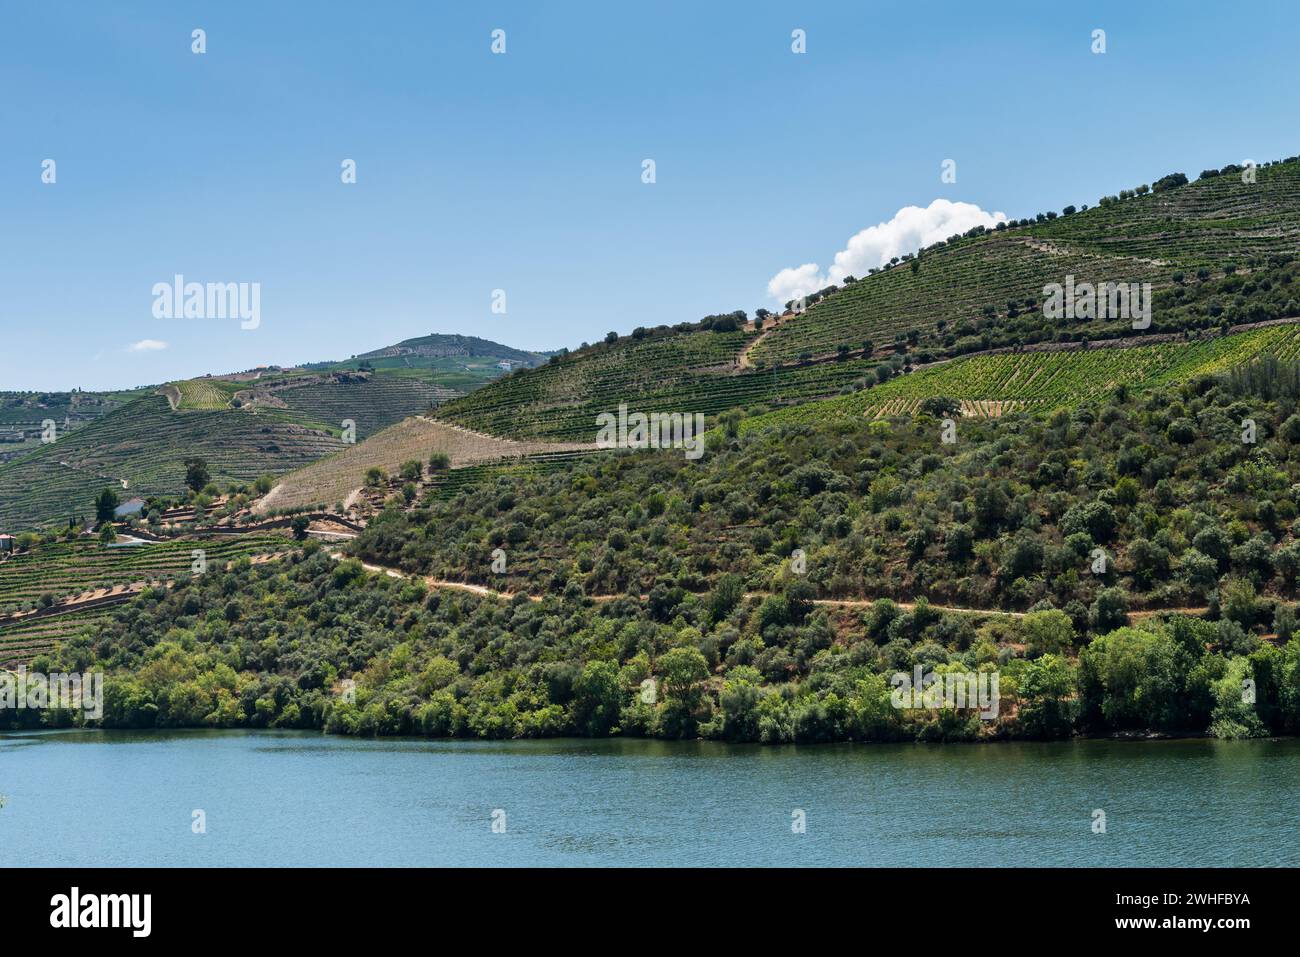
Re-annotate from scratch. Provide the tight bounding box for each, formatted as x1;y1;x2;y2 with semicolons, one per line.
344;553;1210;620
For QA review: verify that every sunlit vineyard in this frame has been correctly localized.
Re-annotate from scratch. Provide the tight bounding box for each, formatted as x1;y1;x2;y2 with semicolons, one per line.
0;606;115;666
751;239;1163;365
176;379;239;410
748;158;1300;366
0;535;293;614
742;324;1300;432
435;328;877;440
1027;158;1300;265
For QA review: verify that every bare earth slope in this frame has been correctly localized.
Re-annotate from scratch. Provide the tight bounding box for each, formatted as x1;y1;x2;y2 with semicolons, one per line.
256;416;593;513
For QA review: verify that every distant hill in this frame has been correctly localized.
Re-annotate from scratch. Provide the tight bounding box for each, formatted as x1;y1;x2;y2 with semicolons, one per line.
0;368;482;531
308;333;547;372
0;332;553;530
0;389;146;465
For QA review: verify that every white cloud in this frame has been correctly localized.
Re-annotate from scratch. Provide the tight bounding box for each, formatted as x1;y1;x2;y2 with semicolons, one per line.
767;199;1008;304
127;339;168;352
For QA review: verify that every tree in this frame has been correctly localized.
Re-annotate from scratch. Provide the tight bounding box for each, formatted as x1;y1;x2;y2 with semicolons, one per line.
1221;578;1259;630
570;661;622;736
1079;627;1182;732
1023;609;1075;657
94;487;120;524
1016;654;1077;737
707;574;745;625
1091;587;1130;633
428;452;450;472
919;396;960;418
184;457;210;493
291;515;311;541
655;645;710;738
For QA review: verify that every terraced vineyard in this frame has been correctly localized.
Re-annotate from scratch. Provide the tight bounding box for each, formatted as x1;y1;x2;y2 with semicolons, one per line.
435;329;877;440
741;324;1300;432
0;395;346;531
0;606;115;666
0;390;142;462
176;378;239;410
0;350;540;530
752;240;1163;365
423;450;604;501
0;535;293;613
272;369;460;441
749;158;1300;366
434;160;1300;444
1028;158;1300;265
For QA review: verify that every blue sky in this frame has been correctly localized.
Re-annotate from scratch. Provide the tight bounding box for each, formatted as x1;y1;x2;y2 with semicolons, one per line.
2;0;1297;391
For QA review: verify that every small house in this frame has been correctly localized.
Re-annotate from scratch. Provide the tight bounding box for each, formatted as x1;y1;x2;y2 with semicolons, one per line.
0;534;14;553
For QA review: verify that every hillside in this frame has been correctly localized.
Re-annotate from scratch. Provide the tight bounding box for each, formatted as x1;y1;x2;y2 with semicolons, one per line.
434;329;874;440
750;156;1300;364
10;156;1300;746
0;357;519;531
433;156;1300;441
27;360;1300;743
305;333;547;376
742;322;1300;431
255;416;594;514
0;389;145;463
353;333;546;366
0;394;346;531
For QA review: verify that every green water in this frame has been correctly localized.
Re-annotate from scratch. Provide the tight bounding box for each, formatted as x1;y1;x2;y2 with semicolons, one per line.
0;730;1294;866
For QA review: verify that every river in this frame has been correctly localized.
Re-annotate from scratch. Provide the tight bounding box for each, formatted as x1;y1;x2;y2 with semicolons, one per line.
0;730;1292;866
